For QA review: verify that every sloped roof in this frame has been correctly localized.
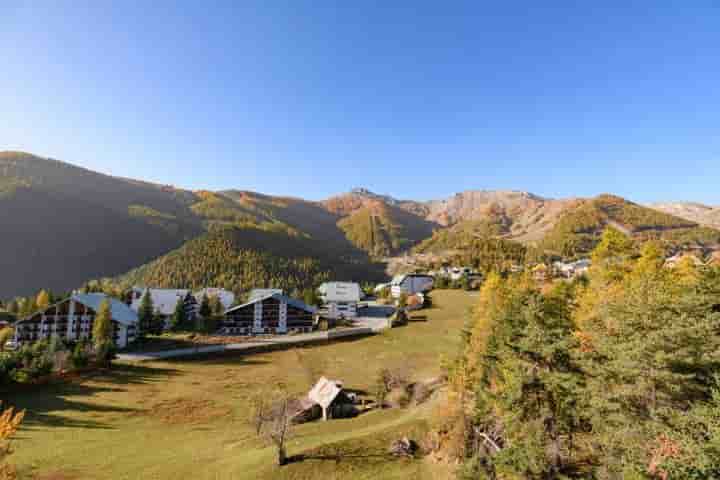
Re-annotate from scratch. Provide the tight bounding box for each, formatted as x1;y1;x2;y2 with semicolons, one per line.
225;293;316;315
249;289;283;301
307;377;342;409
318;282;361;303
193;288;235;308
130;288;191;316
17;293;137;326
72;294;138;326
391;273;433;286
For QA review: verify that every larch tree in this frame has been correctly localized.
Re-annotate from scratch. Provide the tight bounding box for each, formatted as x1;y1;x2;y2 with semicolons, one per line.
0;402;24;480
35;290;50;310
92;299;114;366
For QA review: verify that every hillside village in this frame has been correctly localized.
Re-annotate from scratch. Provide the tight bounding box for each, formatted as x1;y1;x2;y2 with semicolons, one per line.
5;241;717;354
3;155;720;479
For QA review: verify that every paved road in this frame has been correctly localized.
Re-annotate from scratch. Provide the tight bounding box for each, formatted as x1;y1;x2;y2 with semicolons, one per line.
117;304;394;362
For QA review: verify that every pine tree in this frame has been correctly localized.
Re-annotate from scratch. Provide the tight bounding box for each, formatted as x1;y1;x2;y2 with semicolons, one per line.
137;291;154;336
168;298;187;331
151;309;165;335
199;293;211;319
209;295;224;316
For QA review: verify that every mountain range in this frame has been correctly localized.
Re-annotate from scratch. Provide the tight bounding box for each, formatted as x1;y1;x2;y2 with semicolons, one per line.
1;151;719;298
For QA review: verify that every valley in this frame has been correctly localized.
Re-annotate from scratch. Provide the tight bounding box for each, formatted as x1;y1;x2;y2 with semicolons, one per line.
2;151;719;300
2;290;471;480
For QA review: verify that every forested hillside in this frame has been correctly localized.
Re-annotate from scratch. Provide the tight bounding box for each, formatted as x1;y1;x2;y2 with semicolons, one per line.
336;201;436;257
3;151;720;299
0;152;201;297
538;194;720;258
118;225;385;296
436;229;720;478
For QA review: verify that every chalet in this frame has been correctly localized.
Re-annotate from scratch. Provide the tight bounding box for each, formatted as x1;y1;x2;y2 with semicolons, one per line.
553;259;591;278
221;292;315;335
318;282;361;320
13;293;138;348
193;288;236;309
449;267;473;281
248;288;284;302
665;252;705;269
307;377;356;421
390;274;434;298
129;288;197;325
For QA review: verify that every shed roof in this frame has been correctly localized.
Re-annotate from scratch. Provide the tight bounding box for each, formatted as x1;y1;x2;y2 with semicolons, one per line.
307;377;342;409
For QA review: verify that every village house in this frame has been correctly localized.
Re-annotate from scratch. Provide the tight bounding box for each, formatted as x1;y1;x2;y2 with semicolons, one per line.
193;287;235;310
389;273;434;298
13;293;138;348
318;282;361;320
221;292;315;335
664;252;705;269
306;376;356;421
129;287;198;325
553;259;591;278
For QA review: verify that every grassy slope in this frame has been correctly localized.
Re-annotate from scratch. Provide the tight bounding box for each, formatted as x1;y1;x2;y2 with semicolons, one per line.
4;290;473;480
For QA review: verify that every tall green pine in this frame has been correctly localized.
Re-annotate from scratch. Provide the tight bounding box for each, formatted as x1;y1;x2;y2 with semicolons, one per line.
137;290;155;336
168;297;187;331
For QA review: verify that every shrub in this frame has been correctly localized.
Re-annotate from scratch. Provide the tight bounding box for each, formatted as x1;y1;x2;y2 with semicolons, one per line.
70;342;90;369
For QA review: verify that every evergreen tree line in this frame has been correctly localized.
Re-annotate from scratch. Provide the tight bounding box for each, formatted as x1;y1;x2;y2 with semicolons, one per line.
437;228;720;479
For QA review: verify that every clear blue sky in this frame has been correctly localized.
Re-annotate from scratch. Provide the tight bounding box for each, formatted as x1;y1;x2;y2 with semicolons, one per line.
2;2;719;203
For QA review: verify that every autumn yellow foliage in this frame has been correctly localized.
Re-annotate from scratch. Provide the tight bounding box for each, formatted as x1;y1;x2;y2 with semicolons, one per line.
0;402;24;480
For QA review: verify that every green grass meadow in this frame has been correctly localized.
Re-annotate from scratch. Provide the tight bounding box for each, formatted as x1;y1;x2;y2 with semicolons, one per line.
3;290;475;480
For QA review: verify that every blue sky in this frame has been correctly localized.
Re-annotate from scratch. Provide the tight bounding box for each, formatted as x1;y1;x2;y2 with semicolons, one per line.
2;2;719;203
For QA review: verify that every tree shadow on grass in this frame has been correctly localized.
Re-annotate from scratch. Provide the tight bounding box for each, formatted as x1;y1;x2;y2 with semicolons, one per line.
286;445;400;467
1;363;180;430
160;352;271;366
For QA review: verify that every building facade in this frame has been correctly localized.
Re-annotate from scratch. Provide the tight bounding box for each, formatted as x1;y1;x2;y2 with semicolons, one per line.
221;293;315;335
13;293;138;348
318;282;361;320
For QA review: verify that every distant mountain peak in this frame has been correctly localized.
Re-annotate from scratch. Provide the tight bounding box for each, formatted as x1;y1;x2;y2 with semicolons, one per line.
348;187;401;205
